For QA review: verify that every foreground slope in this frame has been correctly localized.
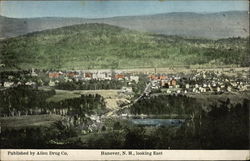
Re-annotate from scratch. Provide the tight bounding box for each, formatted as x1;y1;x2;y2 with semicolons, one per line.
0;23;249;70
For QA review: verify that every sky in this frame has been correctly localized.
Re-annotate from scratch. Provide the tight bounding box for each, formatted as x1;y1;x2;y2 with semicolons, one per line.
0;0;249;18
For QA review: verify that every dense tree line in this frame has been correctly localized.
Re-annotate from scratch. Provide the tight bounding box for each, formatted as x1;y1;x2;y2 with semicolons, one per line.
197;99;249;149
0;120;80;149
0;86;106;116
0;70;30;81
46;94;106;116
0;85;55;116
55;79;127;90
130;95;198;116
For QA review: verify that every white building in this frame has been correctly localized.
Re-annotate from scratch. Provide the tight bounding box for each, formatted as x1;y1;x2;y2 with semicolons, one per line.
31;68;38;77
121;87;133;93
25;81;36;86
49;80;56;87
130;76;139;83
227;86;232;92
4;82;14;87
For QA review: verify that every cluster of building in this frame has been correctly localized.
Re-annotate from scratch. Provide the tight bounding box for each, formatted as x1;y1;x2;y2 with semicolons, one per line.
48;70;140;82
47;70;140;89
1;68;249;96
0;69;141;89
148;74;178;90
0;69;38;88
149;70;250;94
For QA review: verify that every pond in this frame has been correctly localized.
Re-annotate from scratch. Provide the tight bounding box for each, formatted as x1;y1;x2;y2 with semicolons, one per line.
130;119;185;127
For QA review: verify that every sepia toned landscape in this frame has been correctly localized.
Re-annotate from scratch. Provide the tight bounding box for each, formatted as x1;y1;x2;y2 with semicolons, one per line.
0;1;249;149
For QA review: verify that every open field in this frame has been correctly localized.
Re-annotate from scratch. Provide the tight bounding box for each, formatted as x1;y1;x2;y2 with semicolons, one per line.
46;90;82;103
0;114;63;129
46;89;128;110
78;89;120;98
65;67;250;75
115;67;250;74
79;90;128;110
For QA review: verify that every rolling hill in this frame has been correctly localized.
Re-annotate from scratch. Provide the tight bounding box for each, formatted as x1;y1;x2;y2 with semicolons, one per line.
0;11;249;39
0;23;249;70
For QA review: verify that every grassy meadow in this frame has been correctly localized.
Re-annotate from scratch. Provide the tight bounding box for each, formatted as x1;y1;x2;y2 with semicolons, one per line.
0;114;63;129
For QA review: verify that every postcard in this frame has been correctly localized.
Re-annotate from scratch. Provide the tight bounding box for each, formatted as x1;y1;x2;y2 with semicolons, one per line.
0;0;249;160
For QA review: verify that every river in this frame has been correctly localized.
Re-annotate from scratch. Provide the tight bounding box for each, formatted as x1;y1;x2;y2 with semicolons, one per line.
130;118;185;127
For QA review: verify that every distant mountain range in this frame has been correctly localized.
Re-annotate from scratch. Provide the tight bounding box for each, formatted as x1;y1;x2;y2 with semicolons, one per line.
0;11;249;39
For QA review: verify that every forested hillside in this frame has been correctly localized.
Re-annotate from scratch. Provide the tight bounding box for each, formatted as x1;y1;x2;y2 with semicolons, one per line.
0;23;249;70
1;11;248;39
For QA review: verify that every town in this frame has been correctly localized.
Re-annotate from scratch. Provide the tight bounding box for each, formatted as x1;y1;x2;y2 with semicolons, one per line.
1;67;249;95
